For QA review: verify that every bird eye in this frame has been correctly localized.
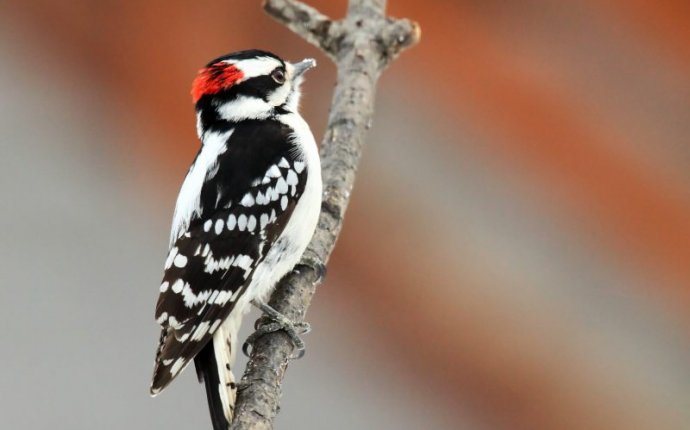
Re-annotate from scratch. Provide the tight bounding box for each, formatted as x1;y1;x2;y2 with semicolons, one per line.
271;69;286;84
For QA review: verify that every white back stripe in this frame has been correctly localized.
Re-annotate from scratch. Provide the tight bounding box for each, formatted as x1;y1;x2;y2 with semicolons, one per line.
170;130;233;247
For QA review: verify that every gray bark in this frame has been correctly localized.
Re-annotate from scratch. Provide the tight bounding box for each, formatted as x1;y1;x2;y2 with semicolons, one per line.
229;1;420;428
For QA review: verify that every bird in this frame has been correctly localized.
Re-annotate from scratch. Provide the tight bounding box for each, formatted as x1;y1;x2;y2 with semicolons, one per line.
149;49;322;430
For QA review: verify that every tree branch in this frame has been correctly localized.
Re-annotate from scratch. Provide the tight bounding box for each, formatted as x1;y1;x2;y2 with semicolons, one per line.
262;0;342;59
229;1;420;428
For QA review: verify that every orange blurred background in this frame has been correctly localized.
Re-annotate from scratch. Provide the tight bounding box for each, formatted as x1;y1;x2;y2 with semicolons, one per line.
2;1;689;429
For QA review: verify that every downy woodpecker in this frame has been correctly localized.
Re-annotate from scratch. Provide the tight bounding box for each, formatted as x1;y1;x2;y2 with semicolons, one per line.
150;50;321;430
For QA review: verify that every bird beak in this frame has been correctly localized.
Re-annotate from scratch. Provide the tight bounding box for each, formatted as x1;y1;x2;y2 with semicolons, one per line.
292;58;317;80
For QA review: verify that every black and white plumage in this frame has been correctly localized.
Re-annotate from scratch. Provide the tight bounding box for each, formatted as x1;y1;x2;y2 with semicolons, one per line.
150;50;321;430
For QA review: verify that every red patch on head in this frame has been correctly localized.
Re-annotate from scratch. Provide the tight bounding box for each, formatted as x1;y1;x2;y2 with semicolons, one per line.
191;62;244;103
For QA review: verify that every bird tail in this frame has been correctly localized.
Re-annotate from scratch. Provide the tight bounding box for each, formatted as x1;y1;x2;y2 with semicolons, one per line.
194;315;241;430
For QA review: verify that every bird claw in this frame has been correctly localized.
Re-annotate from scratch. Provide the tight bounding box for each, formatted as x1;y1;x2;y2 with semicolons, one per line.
242;300;310;359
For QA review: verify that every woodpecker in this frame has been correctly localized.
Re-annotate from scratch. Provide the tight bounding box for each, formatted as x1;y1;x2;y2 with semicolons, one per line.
150;50;321;430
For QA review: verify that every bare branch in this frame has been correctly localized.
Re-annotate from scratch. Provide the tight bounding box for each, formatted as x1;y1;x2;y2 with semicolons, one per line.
263;0;341;59
230;1;420;428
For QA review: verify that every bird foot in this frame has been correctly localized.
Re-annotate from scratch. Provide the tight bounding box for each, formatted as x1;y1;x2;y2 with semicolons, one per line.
243;300;310;359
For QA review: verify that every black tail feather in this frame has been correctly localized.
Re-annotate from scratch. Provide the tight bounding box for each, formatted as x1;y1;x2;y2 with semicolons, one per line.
195;341;230;430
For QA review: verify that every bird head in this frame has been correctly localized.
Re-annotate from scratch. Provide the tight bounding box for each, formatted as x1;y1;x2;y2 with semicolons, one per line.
191;50;316;133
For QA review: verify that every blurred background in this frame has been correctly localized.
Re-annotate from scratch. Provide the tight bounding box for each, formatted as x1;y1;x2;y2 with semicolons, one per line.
2;1;690;429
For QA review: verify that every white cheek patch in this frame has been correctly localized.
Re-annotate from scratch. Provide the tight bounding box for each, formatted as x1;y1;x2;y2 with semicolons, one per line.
267;82;290;107
217;96;272;121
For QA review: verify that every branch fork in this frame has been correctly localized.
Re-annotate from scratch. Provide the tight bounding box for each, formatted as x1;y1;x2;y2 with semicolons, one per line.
264;0;419;67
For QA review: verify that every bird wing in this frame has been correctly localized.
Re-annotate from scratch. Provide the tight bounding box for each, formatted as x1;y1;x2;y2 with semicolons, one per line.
150;120;309;394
